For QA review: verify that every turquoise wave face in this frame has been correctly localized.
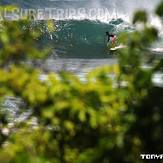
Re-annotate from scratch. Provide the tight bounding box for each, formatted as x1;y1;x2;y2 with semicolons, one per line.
34;19;133;58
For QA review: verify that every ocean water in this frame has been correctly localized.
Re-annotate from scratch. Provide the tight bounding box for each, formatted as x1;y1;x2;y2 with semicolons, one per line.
2;0;163;53
33;19;133;58
0;0;162;80
0;0;163;119
1;0;162;60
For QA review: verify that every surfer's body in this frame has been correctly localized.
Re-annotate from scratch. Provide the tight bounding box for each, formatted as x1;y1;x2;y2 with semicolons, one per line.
106;32;117;47
105;31;127;52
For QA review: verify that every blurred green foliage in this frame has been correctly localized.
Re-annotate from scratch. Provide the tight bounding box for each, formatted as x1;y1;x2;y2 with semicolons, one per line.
132;10;148;24
156;1;163;17
0;3;163;163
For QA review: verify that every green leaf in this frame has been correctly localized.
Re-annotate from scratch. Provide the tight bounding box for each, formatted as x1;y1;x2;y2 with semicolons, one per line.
133;10;148;24
155;1;163;17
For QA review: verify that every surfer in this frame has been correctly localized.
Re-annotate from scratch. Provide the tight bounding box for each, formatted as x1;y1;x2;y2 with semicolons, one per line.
106;32;116;47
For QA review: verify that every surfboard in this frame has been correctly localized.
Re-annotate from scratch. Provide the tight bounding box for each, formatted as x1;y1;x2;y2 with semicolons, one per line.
110;44;127;51
149;48;163;54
